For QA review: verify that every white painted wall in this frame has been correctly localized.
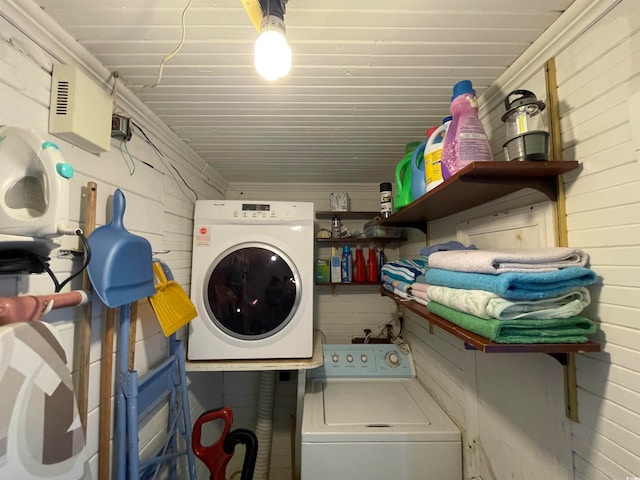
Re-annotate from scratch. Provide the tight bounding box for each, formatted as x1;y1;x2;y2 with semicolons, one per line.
0;11;224;479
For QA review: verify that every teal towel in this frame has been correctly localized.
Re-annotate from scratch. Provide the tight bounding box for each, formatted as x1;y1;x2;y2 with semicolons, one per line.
425;266;597;300
427;302;597;344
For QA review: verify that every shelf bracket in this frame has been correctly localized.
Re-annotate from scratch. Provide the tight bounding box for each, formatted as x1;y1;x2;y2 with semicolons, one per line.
464;347;579;421
557;353;579;422
547;352;568;365
547;354;580;421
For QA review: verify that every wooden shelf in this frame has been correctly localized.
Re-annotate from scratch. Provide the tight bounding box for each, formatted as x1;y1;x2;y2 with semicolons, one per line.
316;237;404;247
185;330;324;372
316;211;379;220
381;289;601;356
380;161;580;232
316;281;381;286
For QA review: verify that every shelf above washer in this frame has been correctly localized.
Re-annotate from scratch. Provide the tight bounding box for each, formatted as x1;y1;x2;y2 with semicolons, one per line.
381;288;600;356
380;161;580;232
185;331;324;372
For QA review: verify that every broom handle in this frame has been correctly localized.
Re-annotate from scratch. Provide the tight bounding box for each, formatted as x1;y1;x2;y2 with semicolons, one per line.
99;307;117;480
129;301;138;371
78;181;97;435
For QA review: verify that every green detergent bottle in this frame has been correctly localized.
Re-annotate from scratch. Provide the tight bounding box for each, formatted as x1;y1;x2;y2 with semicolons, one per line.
394;143;417;210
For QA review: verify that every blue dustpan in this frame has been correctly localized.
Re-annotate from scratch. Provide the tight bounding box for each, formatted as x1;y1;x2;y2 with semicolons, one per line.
87;189;156;308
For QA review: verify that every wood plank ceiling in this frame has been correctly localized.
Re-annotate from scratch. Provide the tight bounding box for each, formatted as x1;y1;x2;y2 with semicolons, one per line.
36;0;573;184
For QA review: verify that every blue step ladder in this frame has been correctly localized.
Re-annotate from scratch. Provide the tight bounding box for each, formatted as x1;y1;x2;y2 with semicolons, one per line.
115;271;197;479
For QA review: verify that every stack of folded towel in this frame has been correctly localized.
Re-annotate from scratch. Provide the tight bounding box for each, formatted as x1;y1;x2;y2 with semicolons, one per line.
381;258;429;303
381;242;473;306
395;245;598;344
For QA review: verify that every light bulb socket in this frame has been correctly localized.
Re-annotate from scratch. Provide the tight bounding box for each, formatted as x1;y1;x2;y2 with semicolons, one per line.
259;0;287;21
260;14;286;35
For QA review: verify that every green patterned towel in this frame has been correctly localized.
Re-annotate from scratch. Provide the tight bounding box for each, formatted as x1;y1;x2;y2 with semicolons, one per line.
427;302;596;344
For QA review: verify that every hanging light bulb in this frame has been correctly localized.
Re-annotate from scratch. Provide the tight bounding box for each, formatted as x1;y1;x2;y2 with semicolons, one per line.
254;1;291;81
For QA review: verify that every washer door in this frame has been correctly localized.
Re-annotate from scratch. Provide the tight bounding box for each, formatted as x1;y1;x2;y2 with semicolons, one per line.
204;242;301;340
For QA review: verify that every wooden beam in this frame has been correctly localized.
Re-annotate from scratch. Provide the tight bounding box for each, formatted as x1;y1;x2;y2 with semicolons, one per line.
78;182;97;434
545;57;579;423
98;307;117;480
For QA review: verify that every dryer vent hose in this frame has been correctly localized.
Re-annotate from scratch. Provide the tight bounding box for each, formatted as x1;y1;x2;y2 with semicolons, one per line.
254;370;276;480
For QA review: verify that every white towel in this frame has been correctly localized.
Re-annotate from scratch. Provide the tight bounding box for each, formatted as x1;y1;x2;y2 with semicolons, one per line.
410;282;430;294
426;285;591;320
410;289;429;302
427;247;589;274
409;294;429;307
393;287;429;307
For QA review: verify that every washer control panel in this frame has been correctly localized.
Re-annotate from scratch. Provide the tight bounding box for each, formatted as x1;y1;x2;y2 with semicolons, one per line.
310;344;414;378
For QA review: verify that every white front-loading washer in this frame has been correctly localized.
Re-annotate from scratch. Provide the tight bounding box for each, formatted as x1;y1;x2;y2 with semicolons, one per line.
301;344;462;480
188;200;314;360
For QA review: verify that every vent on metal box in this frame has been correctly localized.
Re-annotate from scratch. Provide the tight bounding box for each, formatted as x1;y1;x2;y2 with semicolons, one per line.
55;81;69;115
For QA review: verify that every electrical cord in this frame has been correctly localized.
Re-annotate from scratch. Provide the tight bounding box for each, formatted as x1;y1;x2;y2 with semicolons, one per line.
119;139;136;175
52;230;91;292
0;229;90;291
391;337;411;355
130;119;199;201
42;229;91;292
364;317;402;344
129;0;193;90
111;70;120;114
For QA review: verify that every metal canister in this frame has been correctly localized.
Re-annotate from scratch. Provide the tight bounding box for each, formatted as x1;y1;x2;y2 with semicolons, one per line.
380;182;393;218
331;216;341;238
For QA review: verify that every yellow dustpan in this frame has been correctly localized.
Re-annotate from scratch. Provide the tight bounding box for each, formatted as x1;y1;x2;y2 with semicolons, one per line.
149;261;197;336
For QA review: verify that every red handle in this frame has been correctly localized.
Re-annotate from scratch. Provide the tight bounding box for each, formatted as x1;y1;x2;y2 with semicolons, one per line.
192;407;234;480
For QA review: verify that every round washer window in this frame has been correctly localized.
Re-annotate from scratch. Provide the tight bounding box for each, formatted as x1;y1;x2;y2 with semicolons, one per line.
204;244;300;340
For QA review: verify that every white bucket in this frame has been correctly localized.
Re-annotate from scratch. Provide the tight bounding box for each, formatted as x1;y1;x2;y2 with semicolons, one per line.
0;126;73;238
424;122;449;192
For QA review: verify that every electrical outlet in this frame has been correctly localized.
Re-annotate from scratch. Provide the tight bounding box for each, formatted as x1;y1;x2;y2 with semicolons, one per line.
111;114;132;141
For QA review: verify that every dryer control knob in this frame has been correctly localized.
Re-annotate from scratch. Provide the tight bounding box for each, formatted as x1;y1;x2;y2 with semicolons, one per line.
346;355;353;363
331;354;339;363
361;354;368;363
385;351;401;368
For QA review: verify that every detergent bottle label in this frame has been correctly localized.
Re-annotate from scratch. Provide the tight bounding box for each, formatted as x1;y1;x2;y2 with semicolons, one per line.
425;148;443;186
458;121;492;164
424;122;448;191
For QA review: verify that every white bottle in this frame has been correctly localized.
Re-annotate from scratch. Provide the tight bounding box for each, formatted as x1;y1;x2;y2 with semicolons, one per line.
424;120;449;192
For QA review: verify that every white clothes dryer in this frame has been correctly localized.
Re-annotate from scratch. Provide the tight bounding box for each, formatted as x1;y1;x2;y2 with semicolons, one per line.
188;200;314;360
301;344;462;480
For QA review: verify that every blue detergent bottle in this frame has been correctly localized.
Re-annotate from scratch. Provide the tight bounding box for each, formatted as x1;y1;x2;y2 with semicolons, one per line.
378;248;386;282
410;141;428;201
341;245;353;283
